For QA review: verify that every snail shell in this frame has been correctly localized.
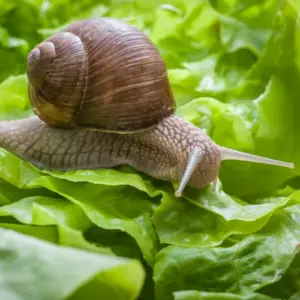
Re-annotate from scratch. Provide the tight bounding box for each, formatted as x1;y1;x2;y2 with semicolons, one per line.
27;18;176;132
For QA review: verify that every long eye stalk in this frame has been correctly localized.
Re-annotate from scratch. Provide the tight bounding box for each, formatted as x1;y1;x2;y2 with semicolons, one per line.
219;146;295;169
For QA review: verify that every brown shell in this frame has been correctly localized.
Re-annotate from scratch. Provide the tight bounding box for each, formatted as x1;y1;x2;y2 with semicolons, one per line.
27;17;176;132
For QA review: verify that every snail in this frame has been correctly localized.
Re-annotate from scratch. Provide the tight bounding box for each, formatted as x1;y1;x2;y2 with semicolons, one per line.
0;17;294;197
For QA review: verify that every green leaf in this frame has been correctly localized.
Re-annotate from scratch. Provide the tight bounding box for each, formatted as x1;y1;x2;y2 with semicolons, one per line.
28;175;159;266
152;188;291;247
177;97;255;148
153;180;296;247
153;203;300;300
0;227;145;300
216;1;300;197
150;5;182;44
84;227;144;261
43;167;155;195
0;223;58;243
259;251;300;299
0;195;111;253
0;176;54;205
289;292;300;300
0;74;32;120
173;290;279;300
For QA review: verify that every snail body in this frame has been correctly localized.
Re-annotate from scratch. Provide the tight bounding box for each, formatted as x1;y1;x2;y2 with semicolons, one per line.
0;18;294;197
0;115;220;192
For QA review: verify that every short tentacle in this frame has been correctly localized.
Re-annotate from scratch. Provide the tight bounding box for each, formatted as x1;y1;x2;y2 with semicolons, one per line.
175;148;203;197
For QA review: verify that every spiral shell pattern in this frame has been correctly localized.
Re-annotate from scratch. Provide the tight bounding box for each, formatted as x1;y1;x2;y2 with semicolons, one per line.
27;18;176;132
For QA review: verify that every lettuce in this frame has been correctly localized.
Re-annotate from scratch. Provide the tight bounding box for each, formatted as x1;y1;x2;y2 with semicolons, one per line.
0;0;300;299
0;227;144;300
154;203;300;300
173;291;279;300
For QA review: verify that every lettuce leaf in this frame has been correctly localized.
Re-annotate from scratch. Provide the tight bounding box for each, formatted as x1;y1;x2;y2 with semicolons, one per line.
152;186;293;247
0;227;145;300
154;203;300;300
259;251;300;299
173;290;279;300
29;175;159;266
0;195;111;253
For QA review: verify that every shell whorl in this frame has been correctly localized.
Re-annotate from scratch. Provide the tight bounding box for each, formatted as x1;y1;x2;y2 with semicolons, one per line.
27;18;176;132
28;32;87;128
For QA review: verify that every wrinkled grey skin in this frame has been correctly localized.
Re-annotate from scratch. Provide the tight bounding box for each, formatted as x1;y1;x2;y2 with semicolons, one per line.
0;115;221;189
